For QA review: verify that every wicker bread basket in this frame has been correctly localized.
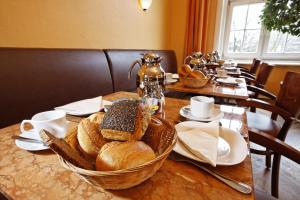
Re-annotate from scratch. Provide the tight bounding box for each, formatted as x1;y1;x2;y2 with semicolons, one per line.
180;77;210;88
59;116;177;190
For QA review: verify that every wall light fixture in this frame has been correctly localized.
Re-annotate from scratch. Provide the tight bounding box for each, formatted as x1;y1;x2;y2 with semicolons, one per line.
138;0;152;11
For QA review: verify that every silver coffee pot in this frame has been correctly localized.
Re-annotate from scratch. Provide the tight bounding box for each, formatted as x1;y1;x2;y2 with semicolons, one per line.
128;53;165;97
184;51;205;69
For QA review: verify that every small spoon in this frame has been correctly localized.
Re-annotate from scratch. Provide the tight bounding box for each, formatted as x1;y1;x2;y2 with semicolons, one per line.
12;135;45;144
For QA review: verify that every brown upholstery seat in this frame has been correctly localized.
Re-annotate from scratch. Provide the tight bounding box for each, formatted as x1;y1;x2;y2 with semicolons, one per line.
0;48;113;128
104;49;177;92
247;112;281;137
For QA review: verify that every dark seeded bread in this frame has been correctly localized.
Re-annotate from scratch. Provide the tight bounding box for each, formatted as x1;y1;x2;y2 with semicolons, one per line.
100;100;151;141
40;130;94;170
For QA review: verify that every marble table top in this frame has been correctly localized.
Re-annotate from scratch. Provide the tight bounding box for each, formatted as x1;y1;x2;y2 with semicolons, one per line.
0;92;254;200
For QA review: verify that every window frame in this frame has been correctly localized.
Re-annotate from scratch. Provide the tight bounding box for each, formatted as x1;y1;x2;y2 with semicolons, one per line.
222;0;300;61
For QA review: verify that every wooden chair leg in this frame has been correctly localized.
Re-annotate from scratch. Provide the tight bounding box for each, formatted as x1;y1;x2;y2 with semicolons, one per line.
265;150;272;168
250;107;256;112
271;154;281;198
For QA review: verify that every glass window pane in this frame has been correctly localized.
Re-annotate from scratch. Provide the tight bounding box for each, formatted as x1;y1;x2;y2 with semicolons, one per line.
242;30;260;52
267;31;287;53
228;30;244;52
285;35;300;53
246;3;264;29
231;5;248;30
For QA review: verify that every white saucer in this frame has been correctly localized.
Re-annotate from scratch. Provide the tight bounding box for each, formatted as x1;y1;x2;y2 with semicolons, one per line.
173;127;248;166
179;105;224;122
15;131;49;151
165;78;178;84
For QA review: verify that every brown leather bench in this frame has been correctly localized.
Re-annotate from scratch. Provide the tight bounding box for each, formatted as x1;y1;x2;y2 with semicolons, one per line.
0;48;113;128
104;49;177;92
0;48;178;128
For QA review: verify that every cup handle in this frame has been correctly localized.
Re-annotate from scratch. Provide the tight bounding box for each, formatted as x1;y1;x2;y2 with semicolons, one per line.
20;120;34;133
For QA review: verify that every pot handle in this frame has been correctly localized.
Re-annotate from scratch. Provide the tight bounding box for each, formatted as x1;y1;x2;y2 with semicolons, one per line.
128;60;142;80
184;56;192;65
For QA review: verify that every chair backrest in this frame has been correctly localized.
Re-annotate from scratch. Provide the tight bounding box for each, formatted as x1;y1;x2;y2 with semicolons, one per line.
250;58;261;74
255;63;274;87
275;72;300;117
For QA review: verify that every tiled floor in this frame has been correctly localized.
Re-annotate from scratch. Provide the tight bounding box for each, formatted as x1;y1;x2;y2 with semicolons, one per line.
251;110;300;200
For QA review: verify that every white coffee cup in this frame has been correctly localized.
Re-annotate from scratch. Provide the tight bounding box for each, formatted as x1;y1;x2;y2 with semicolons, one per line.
20;110;67;139
190;96;214;118
165;73;173;80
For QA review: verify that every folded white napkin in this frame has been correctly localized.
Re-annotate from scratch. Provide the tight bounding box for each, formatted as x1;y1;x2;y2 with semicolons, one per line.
54;96;112;116
174;120;219;166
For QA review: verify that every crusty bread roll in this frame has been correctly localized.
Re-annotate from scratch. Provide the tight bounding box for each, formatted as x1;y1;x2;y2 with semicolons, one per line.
187;70;206;79
95;141;156;171
100;100;151;141
178;64;192;77
88;112;105;125
77;118;107;158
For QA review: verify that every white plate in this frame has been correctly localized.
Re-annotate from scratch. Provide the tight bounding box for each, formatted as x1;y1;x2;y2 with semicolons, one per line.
179;105;224;122
15;131;49;151
216;78;241;85
55;97;112;116
172;74;179;79
173;126;248;166
166;78;178;84
215;74;229;78
224;67;237;71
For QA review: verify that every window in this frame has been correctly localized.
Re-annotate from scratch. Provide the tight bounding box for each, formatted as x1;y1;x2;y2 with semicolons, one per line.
222;0;300;61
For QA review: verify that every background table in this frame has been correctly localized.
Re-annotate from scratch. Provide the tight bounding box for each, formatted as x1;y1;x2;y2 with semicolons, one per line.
166;78;249;100
0;92;254;200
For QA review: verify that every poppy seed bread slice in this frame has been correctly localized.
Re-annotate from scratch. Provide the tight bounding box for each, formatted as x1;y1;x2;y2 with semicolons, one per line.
100;100;151;141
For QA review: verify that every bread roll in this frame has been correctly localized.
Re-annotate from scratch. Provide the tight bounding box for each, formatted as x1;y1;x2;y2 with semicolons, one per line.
88;112;105;125
187;70;206;79
178;64;192;77
100;100;151;141
96;141;155;171
77;118;107;158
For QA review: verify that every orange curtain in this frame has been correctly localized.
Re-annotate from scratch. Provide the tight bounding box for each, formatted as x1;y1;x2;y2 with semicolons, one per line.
184;0;218;58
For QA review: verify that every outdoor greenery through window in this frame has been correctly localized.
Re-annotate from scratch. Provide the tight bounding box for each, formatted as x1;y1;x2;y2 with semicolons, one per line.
228;3;264;53
224;1;300;60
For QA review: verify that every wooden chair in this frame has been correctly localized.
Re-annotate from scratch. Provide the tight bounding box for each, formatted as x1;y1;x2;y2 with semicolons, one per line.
237;58;261;75
243;62;274;90
238;72;300;187
242;63;275;112
250;130;300;199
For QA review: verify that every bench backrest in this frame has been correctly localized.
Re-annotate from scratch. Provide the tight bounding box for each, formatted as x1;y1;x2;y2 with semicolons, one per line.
104;49;177;92
0;48;113;127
